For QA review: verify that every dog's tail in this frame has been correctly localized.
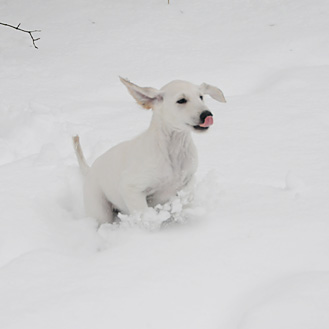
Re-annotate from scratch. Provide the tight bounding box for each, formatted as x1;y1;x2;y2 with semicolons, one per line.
72;135;90;176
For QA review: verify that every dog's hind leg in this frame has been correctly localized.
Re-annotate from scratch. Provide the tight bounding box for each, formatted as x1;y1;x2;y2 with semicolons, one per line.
84;176;114;224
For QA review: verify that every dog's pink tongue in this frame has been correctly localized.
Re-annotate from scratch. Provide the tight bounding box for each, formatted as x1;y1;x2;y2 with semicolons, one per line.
199;116;213;128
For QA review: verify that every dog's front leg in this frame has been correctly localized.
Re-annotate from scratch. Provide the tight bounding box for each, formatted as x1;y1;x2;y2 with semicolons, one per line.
120;184;148;215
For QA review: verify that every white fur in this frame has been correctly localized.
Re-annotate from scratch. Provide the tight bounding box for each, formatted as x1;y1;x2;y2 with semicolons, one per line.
73;78;226;223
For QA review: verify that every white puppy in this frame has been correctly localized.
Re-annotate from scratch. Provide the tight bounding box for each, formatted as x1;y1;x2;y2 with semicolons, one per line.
73;78;226;223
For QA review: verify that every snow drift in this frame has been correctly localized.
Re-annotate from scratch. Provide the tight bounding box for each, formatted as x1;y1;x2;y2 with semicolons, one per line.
1;0;329;328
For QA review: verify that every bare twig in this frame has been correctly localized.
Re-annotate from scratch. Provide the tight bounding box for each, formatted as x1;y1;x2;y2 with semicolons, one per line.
0;22;41;49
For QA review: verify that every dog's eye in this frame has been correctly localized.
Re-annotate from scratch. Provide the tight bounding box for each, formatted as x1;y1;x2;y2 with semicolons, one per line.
200;95;203;101
177;98;187;104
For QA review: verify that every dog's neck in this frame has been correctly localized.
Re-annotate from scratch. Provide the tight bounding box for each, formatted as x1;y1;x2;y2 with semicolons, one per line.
149;113;195;169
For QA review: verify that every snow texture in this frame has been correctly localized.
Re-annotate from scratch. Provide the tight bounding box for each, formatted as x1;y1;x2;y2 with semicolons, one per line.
1;0;329;328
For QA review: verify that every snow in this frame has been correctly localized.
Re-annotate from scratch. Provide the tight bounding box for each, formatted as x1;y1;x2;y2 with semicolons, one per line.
1;0;329;328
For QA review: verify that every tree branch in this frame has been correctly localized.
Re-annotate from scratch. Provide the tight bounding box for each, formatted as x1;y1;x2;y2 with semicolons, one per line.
0;22;41;49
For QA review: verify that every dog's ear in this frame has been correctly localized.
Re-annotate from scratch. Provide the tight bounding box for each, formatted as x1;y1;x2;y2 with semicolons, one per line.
200;83;226;103
120;77;163;110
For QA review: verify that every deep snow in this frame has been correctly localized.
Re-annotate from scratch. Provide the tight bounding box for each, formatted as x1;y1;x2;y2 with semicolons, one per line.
1;0;329;328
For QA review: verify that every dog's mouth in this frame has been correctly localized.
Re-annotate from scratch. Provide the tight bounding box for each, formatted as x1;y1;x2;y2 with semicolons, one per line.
193;115;214;131
193;125;209;131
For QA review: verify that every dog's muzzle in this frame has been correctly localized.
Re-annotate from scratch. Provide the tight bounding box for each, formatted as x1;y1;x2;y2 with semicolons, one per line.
194;110;213;130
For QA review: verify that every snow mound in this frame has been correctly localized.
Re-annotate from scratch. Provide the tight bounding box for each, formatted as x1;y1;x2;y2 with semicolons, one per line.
106;174;216;231
97;172;218;232
117;189;194;231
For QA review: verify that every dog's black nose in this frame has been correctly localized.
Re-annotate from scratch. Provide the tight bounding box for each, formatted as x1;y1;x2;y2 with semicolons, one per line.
200;110;213;123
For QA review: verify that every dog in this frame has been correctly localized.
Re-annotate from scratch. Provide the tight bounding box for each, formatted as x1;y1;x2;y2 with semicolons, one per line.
73;77;226;223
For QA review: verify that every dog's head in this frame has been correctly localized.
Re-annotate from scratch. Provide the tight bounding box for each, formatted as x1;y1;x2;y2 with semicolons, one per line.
120;77;226;132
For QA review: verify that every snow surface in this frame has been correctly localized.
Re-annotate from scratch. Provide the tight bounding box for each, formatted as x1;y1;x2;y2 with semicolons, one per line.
1;0;329;328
